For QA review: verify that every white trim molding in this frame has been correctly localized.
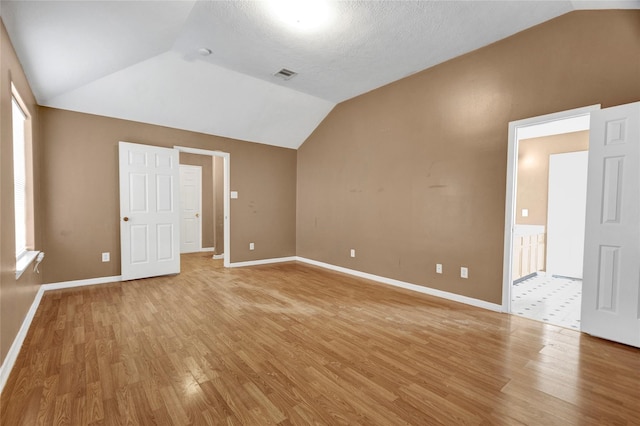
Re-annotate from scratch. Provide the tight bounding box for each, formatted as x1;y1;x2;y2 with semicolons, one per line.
296;257;502;312
0;287;45;394
15;250;40;280
174;146;231;268
201;247;215;252
217;254;501;310
502;104;600;313
229;256;297;268
42;275;123;291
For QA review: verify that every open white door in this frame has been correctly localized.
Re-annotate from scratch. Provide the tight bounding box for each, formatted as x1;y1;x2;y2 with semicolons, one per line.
582;102;640;348
179;165;202;253
119;141;180;281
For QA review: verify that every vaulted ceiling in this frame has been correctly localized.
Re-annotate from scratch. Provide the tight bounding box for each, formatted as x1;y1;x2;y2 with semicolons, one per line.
1;1;638;149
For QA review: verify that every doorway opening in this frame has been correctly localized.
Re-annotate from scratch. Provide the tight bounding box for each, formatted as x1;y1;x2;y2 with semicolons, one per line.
175;146;230;267
502;105;600;329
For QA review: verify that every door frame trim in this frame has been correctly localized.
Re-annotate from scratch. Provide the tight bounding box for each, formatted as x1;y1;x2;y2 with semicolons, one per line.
175;146;231;268
501;104;600;313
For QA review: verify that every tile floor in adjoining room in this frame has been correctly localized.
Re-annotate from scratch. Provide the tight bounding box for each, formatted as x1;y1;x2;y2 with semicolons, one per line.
512;274;582;330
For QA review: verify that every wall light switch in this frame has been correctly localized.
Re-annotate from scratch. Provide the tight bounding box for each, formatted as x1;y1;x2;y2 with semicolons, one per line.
350;249;356;258
231;191;238;199
102;252;110;262
522;208;529;217
461;267;468;279
249;242;255;250
436;264;443;274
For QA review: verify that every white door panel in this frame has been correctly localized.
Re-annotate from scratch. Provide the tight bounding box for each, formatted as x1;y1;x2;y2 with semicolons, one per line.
546;151;588;279
179;165;202;253
119;142;180;280
582;102;640;348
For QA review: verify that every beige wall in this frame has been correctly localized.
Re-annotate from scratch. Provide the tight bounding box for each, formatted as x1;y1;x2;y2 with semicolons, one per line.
179;153;215;248
0;20;43;363
516;131;589;226
297;10;640;304
40;108;297;283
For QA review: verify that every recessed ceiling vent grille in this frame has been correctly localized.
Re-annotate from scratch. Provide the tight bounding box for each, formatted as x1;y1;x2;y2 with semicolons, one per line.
274;68;297;80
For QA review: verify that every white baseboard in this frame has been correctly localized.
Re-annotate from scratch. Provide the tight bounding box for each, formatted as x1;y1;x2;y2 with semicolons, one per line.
0;286;45;395
229;256;297;268
42;275;122;291
0;274;122;395
212;253;224;260
201;247;215;252
295;257;502;312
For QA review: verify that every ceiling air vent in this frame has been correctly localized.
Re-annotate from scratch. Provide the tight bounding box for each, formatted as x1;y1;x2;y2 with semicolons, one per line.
274;68;297;80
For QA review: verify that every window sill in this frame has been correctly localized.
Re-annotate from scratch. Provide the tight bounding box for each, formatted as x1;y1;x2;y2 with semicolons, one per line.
16;250;40;280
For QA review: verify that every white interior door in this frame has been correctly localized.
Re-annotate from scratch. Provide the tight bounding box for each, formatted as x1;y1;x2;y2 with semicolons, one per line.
119;141;180;281
546;151;588;279
179;165;202;253
582;102;640;348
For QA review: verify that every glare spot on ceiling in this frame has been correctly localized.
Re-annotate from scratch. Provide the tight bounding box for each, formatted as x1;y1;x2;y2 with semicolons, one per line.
268;0;332;32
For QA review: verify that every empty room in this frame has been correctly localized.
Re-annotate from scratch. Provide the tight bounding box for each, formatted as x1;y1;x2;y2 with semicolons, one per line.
1;1;639;424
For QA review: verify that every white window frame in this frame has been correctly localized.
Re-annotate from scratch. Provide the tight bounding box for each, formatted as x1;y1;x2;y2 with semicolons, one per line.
12;84;38;279
13;95;27;257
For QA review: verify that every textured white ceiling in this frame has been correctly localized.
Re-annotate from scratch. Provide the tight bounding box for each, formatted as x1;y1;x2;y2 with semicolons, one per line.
2;0;638;149
173;0;575;103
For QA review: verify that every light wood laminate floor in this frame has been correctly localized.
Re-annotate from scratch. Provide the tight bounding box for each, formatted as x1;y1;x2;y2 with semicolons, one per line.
1;253;639;425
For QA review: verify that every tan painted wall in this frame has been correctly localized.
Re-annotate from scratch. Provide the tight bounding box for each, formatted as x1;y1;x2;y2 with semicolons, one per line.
297;10;640;304
516;131;589;226
179;153;214;248
40;108;297;284
0;20;43;363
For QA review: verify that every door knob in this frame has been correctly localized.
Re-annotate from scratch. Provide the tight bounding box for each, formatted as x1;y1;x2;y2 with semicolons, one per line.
123;217;129;222
195;213;199;218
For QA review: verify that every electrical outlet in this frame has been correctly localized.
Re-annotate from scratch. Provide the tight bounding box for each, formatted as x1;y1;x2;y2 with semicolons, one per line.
102;252;110;262
249;242;255;250
522;208;529;217
461;267;468;279
350;249;356;258
436;263;443;274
